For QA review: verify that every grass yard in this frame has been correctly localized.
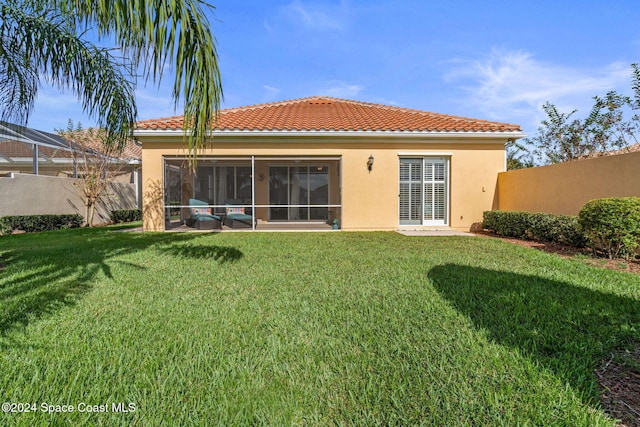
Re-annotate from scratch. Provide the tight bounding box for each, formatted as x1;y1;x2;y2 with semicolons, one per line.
1;226;639;426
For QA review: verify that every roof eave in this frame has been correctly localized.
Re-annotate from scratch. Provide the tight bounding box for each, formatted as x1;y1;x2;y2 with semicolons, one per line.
133;129;526;140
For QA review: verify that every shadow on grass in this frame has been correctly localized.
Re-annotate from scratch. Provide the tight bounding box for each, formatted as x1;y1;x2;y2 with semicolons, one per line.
160;244;243;264
429;264;640;401
0;229;219;337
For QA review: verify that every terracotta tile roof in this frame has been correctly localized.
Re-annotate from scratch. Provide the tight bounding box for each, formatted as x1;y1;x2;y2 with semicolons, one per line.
136;96;522;133
0;126;141;162
0;140;74;159
610;142;640;155
578;142;640;160
67;129;141;160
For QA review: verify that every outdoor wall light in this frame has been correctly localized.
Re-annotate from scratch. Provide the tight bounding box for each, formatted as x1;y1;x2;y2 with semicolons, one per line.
367;155;374;172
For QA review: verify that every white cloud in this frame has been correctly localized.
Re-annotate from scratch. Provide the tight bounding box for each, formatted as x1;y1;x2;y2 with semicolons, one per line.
368;96;402;107
28;79;178;132
135;88;177;120
262;19;274;34
444;49;632;131
316;80;364;98
262;85;281;101
282;0;348;31
29;85;94;131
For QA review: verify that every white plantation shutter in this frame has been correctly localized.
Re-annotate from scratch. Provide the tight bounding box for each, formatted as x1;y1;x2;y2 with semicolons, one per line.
399;182;410;221
399;157;448;226
424;183;433;219
434;184;446;220
399;161;410;221
398;159;422;224
410;182;422;220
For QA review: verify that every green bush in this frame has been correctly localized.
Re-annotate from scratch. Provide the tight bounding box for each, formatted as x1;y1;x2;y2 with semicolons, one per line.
110;209;142;224
548;215;588;248
0;214;83;235
483;210;586;247
578;197;640;259
483;210;527;238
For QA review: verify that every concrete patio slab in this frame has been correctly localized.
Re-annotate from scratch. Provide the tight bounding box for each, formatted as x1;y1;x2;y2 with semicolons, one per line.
397;229;476;237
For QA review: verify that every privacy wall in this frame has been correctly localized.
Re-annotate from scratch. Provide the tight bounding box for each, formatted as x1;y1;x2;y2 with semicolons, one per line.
0;173;138;225
496;151;640;215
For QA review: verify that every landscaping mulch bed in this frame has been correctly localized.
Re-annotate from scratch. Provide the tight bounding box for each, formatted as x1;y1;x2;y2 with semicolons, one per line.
477;231;640;425
597;348;640;427
476;231;640;274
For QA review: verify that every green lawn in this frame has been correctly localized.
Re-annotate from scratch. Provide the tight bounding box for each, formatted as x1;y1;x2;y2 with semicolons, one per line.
1;226;639;426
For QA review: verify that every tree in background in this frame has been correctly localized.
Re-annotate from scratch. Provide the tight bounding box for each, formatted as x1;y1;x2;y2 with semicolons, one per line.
526;102;589;164
524;64;640;165
57;120;124;226
506;139;534;170
0;0;222;155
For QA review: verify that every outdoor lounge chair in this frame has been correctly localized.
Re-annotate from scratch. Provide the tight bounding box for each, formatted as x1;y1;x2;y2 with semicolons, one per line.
223;199;254;229
185;198;222;230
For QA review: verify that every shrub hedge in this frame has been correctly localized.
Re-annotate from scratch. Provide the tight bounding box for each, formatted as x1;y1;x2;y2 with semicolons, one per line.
482;210;587;247
110;209;142;224
578;197;640;259
0;214;83;235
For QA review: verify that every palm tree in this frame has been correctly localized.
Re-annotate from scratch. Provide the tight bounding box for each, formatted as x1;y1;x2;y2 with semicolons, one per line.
0;0;222;154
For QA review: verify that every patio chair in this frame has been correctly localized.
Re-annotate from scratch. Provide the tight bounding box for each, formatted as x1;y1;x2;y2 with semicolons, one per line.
185;198;222;230
223;199;254;229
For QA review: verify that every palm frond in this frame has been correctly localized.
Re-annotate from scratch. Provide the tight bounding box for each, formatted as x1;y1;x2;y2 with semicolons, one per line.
0;4;39;124
51;0;223;157
0;3;137;149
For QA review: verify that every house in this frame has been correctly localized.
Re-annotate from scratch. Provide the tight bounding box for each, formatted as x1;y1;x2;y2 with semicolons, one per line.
0;122;141;184
0;122;143;221
134;96;524;232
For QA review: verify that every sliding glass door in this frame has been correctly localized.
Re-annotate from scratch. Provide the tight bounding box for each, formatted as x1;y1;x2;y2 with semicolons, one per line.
193;163;252;213
399;157;449;226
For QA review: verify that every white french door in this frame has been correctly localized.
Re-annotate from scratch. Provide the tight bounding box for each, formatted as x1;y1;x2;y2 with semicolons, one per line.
399;157;449;226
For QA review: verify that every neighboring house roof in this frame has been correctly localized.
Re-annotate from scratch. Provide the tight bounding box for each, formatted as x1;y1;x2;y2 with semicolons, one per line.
0;122;141;169
0;140;75;160
135;96;523;135
0;122;73;150
0;122;142;179
608;142;640;155
0;123;80;166
578;142;640;160
64;129;142;161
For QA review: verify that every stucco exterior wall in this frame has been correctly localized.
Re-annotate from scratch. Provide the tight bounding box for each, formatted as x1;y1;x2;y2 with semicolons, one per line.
0;173;138;225
139;136;507;232
497;151;640;215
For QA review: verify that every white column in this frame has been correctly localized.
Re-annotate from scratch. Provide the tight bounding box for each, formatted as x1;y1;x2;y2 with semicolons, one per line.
32;143;39;175
251;155;256;231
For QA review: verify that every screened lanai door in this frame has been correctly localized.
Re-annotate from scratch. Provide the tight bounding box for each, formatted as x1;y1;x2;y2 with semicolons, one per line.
399;157;449;226
268;165;329;221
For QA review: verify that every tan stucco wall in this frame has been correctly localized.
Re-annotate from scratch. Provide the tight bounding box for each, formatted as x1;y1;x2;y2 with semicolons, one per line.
139;135;507;232
497;151;640;215
0;173;138;225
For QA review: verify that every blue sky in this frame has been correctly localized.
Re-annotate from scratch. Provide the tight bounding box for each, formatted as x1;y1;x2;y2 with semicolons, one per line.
28;0;640;137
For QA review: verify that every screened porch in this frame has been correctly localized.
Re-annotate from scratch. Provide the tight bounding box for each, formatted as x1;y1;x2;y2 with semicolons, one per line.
163;156;342;231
